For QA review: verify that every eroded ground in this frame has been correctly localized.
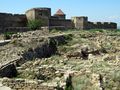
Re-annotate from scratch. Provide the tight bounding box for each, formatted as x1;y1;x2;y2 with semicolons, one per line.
0;29;120;90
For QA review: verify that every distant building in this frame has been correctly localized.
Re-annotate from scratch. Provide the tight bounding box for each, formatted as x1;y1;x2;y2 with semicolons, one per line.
0;7;117;33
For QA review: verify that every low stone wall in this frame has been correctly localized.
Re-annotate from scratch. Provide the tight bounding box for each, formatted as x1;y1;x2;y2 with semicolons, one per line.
1;78;55;90
4;27;30;33
49;26;65;30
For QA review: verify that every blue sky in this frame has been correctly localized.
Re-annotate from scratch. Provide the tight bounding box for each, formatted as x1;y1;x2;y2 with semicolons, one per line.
0;0;120;26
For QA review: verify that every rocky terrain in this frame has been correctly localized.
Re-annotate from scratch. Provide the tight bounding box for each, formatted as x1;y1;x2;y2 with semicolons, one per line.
0;29;120;90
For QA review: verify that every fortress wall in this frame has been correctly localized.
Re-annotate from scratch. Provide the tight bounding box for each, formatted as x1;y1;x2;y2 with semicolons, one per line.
83;22;89;30
72;16;117;30
49;18;74;29
108;22;117;29
87;22;95;29
0;13;27;33
95;22;103;29
0;8;117;31
54;14;66;20
92;22;117;29
102;22;110;29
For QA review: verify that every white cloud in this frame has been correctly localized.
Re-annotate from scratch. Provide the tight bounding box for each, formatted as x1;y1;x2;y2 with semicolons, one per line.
108;16;120;20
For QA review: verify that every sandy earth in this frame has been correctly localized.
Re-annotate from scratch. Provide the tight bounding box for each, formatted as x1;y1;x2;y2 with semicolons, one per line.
0;83;11;90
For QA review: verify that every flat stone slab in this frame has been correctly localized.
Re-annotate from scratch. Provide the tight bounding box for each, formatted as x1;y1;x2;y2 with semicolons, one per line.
0;40;11;46
0;40;11;43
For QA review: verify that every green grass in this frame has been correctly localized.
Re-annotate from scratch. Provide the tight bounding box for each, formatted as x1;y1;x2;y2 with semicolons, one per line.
16;29;120;90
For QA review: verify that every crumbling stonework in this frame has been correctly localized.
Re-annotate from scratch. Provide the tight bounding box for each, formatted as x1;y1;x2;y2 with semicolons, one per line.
1;78;56;90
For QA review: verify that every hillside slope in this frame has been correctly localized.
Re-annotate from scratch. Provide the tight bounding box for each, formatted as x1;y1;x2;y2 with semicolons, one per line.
0;29;120;90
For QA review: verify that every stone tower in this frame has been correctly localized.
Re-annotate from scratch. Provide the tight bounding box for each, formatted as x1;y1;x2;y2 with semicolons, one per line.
72;16;88;30
25;8;51;26
54;9;66;19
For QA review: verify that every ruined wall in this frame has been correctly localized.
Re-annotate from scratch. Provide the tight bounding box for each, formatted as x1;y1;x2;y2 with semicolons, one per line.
1;78;55;90
4;27;30;33
49;18;74;29
0;13;27;33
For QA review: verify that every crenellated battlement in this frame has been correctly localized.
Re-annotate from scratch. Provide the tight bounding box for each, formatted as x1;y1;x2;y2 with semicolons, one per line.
90;22;117;29
0;7;118;33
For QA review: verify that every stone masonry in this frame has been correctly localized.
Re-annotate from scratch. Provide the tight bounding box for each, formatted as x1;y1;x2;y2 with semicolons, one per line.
0;7;117;33
0;78;56;90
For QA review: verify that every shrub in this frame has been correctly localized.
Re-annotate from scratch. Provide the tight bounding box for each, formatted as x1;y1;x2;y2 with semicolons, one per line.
27;19;42;30
4;32;15;40
65;75;73;90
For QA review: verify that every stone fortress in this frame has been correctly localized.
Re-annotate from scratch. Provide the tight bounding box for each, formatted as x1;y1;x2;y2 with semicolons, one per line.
0;7;117;33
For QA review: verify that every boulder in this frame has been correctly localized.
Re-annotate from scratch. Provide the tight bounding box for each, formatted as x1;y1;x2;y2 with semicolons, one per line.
0;64;17;78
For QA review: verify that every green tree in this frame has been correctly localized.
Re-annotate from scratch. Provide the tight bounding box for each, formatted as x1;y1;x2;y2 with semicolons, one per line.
27;19;42;30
